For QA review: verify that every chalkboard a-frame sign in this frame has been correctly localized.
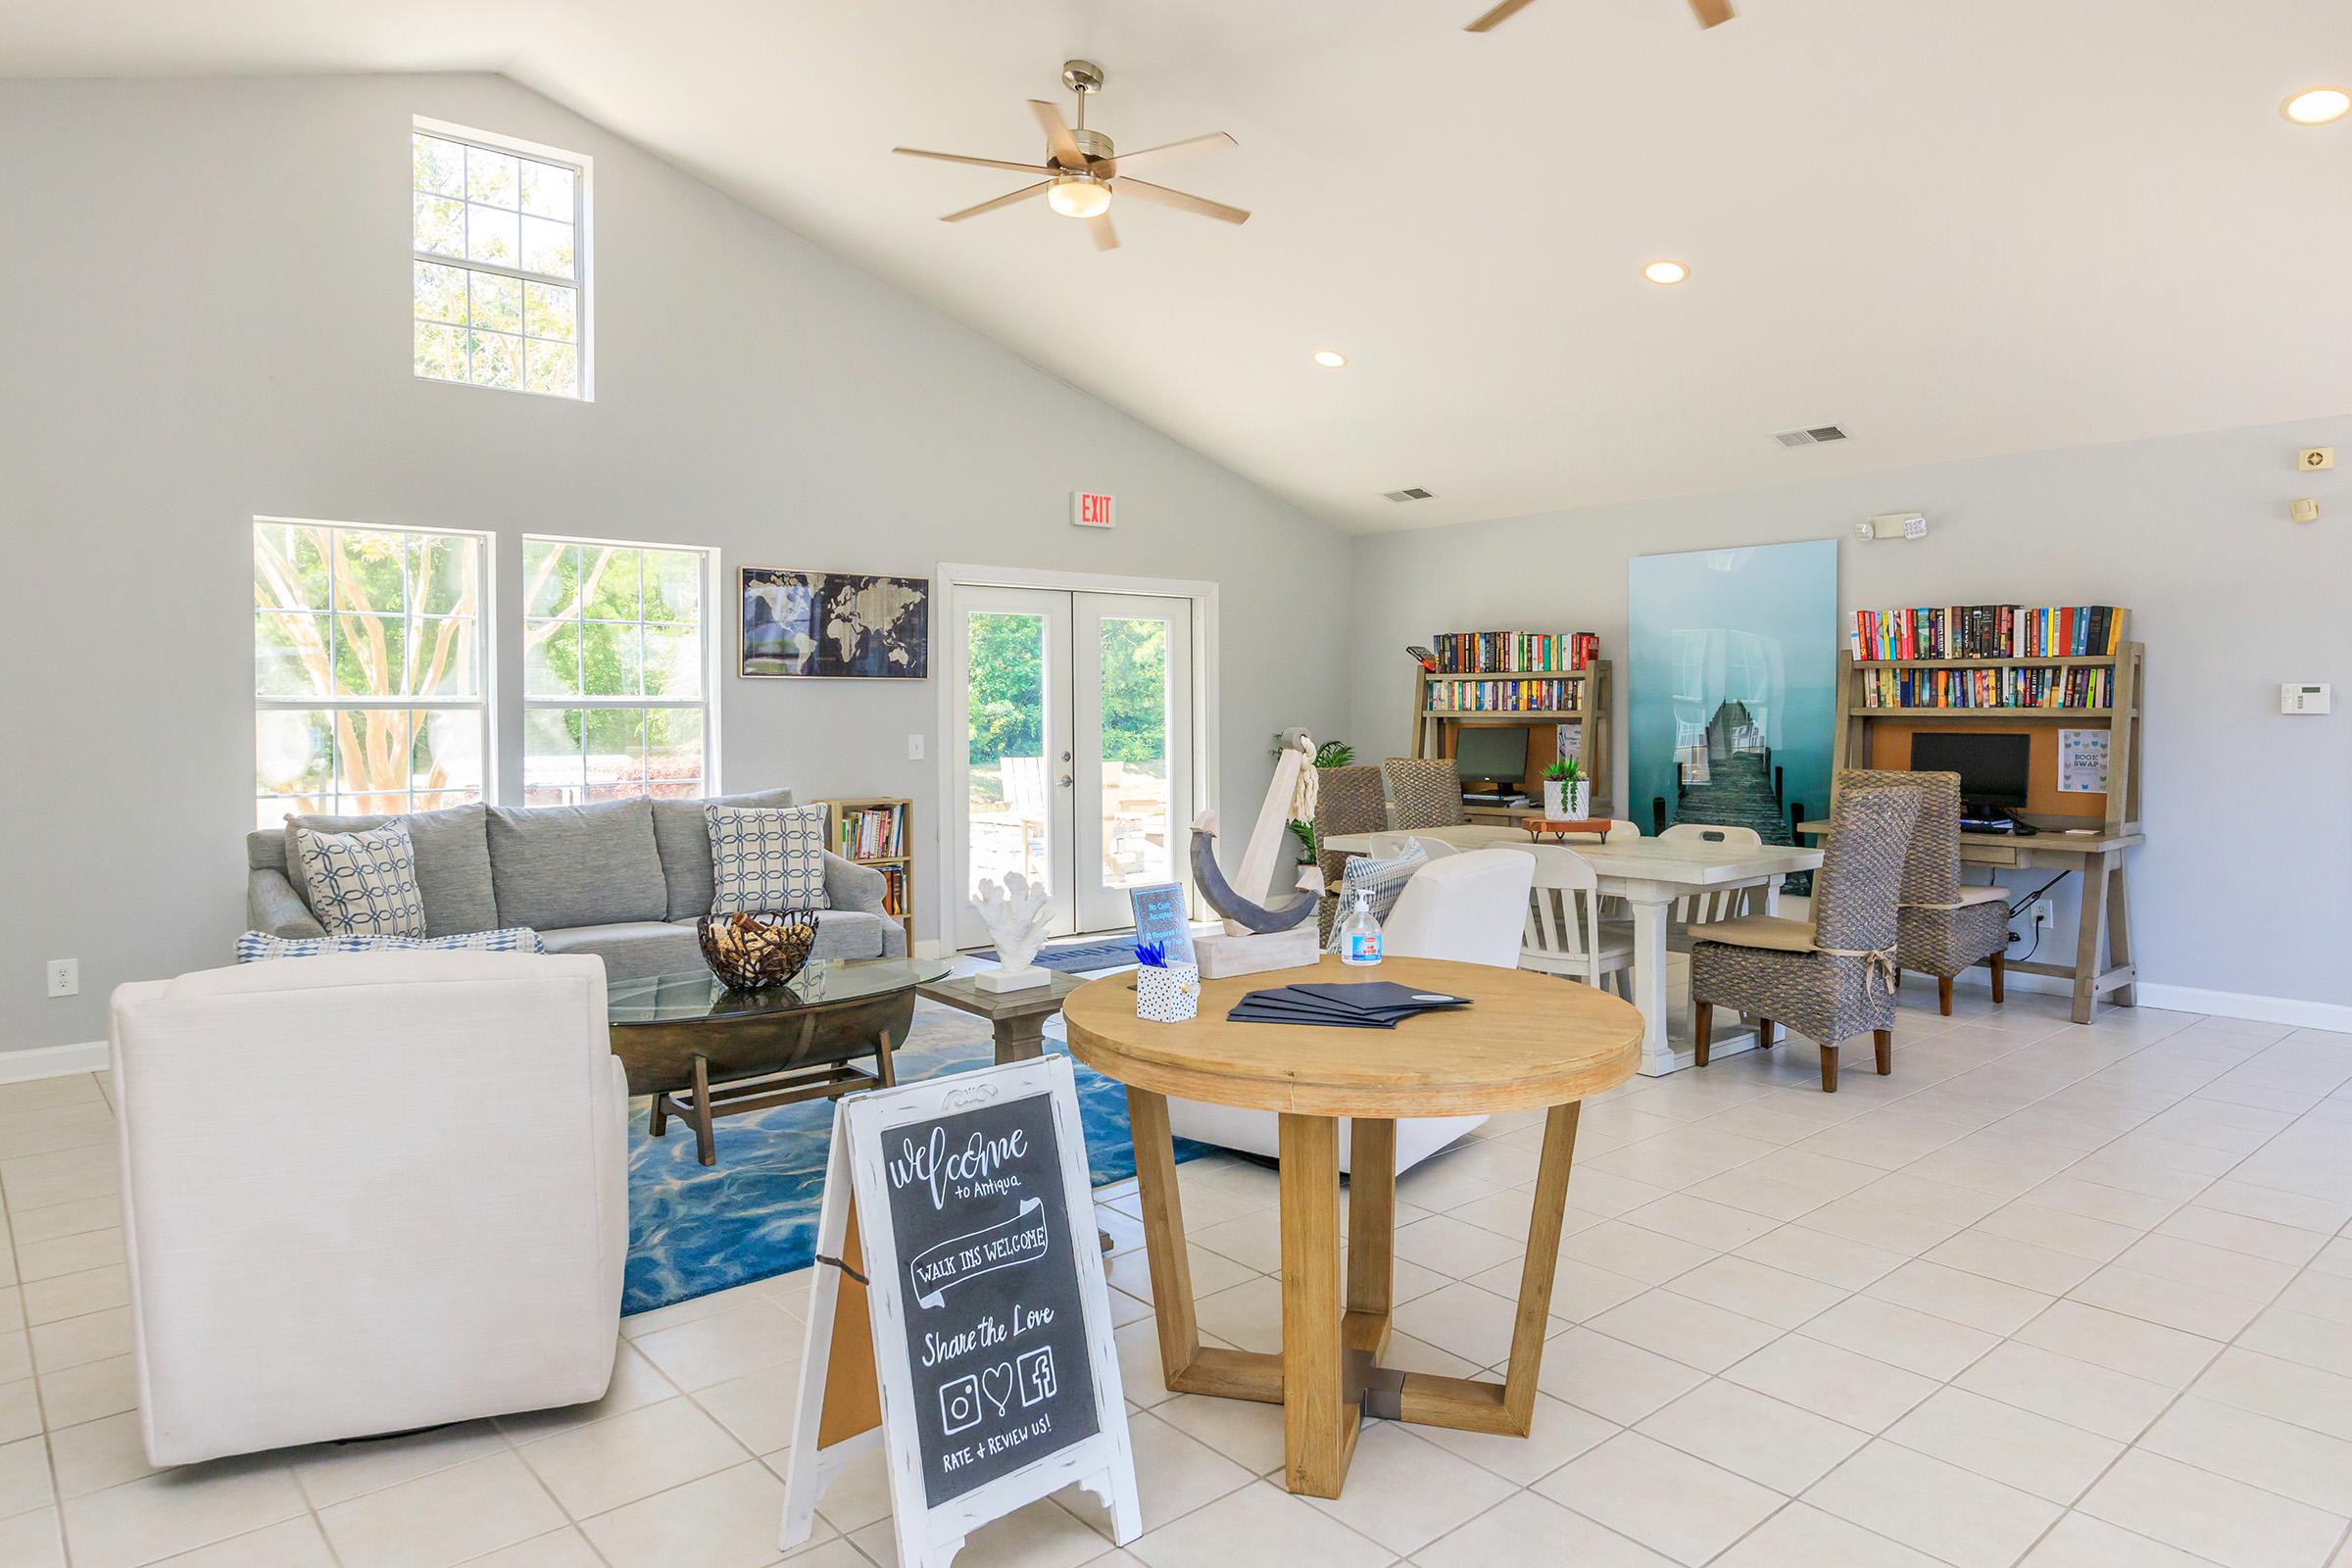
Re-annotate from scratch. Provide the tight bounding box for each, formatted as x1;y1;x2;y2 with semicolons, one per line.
780;1057;1140;1568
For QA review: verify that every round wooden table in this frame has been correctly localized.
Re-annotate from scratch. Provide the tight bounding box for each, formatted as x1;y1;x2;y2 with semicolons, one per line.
1062;954;1641;1498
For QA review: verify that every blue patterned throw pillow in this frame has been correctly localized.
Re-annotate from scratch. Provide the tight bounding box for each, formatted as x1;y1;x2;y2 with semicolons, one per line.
235;927;547;962
708;804;830;914
1324;840;1430;952
293;822;428;938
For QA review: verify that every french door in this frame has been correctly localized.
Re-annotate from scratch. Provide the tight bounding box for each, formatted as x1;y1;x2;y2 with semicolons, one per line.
953;586;1195;947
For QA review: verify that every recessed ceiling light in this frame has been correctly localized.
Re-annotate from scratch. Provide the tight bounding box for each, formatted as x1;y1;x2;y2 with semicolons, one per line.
1643;259;1690;285
1312;349;1348;368
2282;86;2351;125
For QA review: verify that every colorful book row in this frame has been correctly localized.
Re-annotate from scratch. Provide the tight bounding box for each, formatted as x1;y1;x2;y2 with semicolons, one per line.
1851;605;2129;662
836;805;906;860
1857;665;2116;710
1433;630;1598;674
1426;676;1587;713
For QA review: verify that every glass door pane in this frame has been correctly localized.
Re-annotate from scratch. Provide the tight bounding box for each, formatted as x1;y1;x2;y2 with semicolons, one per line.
1075;595;1193;934
956;589;1075;947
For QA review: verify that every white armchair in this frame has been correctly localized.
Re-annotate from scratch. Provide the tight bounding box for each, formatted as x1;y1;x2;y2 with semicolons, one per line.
111;952;628;1465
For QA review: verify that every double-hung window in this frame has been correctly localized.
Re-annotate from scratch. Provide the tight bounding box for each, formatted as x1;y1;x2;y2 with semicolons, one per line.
523;538;715;804
412;120;590;399
254;519;490;827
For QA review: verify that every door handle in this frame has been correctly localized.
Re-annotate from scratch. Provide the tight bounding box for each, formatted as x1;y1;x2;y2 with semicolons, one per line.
1060;774;1074;787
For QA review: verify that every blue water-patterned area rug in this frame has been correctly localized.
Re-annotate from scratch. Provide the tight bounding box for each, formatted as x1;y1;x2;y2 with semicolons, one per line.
623;1007;1211;1314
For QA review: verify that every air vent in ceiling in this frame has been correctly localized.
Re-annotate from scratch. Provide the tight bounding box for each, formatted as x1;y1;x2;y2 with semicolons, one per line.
1382;487;1436;502
1773;425;1850;448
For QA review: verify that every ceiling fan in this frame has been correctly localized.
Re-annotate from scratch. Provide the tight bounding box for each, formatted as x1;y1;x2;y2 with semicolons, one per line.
1466;0;1734;30
891;60;1248;251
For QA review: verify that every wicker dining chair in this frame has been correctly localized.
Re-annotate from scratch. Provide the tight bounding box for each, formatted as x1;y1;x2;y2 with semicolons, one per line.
1311;764;1389;944
1688;783;1919;1092
1840;769;2010;1014
1382;757;1468;831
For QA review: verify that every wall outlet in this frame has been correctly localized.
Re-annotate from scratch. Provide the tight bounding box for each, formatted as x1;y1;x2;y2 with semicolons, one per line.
907;733;926;760
46;958;78;999
2028;899;2054;932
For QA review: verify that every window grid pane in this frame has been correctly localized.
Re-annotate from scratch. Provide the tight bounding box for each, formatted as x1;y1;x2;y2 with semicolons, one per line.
524;538;710;804
412;124;585;399
257;522;486;820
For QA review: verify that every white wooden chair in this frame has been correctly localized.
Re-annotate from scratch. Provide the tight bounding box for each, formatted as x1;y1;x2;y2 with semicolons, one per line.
1657;822;1768;928
1512;843;1635;997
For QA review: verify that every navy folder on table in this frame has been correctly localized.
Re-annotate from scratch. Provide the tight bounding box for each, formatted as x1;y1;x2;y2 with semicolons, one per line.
1226;979;1471;1028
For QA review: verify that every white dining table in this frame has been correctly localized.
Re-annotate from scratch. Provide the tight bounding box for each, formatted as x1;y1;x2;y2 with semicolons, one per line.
1322;824;1824;1076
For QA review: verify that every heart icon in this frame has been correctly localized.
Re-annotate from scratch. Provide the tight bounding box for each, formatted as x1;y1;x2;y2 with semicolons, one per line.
981;1363;1013;1415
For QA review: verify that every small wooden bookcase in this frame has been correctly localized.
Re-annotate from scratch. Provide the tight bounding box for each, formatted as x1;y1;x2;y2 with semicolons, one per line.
1815;638;2145;1022
821;797;915;953
1409;659;1615;823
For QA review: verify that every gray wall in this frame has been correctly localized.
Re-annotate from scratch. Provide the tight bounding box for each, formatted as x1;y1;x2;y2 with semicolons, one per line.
0;74;1356;1053
1348;418;2352;1009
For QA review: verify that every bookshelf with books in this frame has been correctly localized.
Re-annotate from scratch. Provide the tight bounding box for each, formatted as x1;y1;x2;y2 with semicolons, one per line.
1410;630;1613;821
1833;604;2142;837
821;797;915;951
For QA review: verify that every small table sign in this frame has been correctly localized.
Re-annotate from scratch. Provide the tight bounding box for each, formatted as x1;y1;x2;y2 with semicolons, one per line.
780;1058;1140;1568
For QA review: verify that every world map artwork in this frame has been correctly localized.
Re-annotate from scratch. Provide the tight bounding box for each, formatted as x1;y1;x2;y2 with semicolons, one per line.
740;568;930;679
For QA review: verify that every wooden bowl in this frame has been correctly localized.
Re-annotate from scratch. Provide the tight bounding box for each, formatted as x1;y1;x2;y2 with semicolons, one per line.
696;910;819;991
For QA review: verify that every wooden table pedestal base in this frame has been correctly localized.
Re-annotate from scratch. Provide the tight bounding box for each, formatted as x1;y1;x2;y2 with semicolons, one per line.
1126;1089;1584;1498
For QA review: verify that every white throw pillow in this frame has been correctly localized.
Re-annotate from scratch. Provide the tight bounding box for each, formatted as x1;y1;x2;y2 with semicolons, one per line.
293;822;428;938
708;803;830;914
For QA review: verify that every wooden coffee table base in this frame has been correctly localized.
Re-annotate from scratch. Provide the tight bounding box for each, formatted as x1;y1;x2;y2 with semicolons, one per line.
1126;1088;1584;1497
648;1033;897;1166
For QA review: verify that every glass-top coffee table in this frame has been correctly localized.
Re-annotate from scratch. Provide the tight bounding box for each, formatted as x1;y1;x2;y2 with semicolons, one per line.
607;957;950;1165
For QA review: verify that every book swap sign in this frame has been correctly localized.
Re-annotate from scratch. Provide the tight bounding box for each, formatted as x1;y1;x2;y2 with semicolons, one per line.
781;1058;1138;1568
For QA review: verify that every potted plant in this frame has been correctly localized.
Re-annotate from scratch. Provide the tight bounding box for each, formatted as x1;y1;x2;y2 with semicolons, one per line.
1542;757;1589;819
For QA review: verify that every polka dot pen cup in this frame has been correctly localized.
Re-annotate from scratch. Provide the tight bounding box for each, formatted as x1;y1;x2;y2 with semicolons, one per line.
1134;943;1200;1023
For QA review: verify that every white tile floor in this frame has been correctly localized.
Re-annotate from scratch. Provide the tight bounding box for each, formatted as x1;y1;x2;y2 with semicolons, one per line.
5;981;2352;1565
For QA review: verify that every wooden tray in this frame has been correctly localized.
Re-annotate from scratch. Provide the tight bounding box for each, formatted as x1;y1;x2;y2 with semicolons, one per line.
1518;817;1614;843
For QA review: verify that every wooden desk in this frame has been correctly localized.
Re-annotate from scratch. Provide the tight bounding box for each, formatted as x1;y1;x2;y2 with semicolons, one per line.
1799;820;2144;1023
1325;826;1822;1075
1063;955;1641;1498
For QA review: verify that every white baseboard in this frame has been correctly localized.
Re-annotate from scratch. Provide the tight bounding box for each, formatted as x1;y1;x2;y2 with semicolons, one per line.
2133;984;2352;1034
0;1040;108;1084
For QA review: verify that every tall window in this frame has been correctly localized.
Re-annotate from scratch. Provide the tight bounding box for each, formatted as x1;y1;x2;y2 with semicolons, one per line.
254;519;489;827
412;120;589;399
524;539;712;804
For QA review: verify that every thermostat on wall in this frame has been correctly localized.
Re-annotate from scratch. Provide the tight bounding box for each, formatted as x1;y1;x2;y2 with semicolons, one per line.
2281;682;2331;714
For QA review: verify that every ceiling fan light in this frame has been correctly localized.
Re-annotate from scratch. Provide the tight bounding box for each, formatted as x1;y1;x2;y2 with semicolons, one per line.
1047;176;1111;218
1643;259;1690;285
1313;350;1348;368
2282;86;2351;125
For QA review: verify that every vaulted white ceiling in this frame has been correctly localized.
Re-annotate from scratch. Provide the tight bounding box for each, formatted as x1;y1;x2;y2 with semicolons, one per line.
9;0;2349;531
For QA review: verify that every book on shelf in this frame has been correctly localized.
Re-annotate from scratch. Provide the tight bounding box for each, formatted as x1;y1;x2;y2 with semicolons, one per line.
1426;675;1586;713
1432;630;1597;674
1849;605;2129;662
1856;664;2116;710
835;803;906;860
875;864;909;918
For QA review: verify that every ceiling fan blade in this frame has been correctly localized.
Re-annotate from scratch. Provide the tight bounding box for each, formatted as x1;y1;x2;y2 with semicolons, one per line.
1027;99;1089;170
1087;213;1120;251
1464;0;1538;31
940;182;1051;222
893;147;1053;175
1689;0;1736;25
1098;130;1235;178
1114;178;1250;225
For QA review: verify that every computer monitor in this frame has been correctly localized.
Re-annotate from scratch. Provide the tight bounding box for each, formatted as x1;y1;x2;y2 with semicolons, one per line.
1909;731;2032;812
1451;725;1528;784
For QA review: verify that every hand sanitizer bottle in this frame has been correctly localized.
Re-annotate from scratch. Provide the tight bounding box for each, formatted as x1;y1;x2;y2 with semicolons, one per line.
1339;889;1383;966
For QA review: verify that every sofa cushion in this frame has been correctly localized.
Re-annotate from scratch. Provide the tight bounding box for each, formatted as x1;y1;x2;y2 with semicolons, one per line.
709;804;831;915
487;799;667;931
652;787;795;919
279;803;497;937
236;927;546;962
292;823;428;939
539;920;701;984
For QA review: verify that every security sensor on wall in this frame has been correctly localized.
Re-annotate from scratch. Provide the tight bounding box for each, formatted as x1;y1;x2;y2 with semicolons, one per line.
1855;512;1928;542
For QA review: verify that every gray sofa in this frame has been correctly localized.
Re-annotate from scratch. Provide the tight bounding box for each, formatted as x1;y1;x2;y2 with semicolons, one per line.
247;789;906;981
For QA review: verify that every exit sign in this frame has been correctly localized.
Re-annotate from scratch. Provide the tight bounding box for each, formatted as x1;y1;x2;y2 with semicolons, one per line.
1070;491;1115;528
